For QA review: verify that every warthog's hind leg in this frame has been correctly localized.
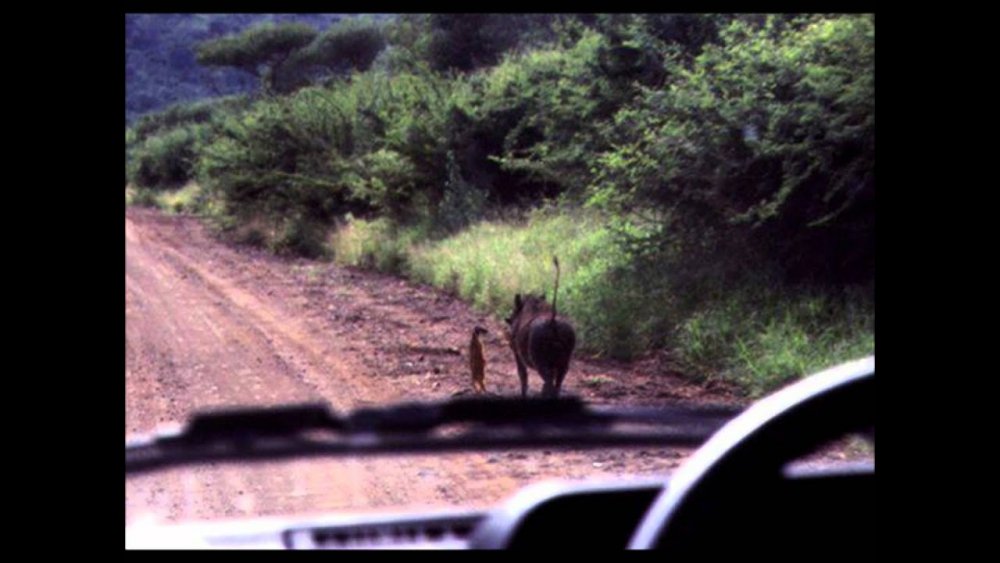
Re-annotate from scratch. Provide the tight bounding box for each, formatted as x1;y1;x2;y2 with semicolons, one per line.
516;357;529;398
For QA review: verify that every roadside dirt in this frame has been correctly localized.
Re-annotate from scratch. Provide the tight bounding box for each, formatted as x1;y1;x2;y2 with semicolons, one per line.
125;207;868;526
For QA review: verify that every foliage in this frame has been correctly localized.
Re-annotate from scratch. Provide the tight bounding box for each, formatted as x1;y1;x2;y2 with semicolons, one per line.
589;14;875;284
193;69;477;251
195;22;318;94
157;182;211;215
127;97;251;193
299;17;388;75
378;14;434;73
676;281;874;396
329;215;426;274
333;70;475;224
425;14;557;73
456;29;620;204
131;96;250;143
126;186;159;208
130;126;201;190
195;93;356;256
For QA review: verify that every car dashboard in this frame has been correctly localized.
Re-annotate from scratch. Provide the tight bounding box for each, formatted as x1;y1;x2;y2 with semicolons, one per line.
125;461;872;550
125;477;665;550
127;508;487;549
126;357;874;551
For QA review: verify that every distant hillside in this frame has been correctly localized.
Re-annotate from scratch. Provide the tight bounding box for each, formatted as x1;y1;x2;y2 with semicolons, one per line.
126;14;356;123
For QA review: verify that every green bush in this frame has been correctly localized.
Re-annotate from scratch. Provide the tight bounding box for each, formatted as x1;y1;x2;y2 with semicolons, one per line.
424;14;557;73
195;69;479;256
300;16;387;74
329;215;424;274
589;14;875;285
155;182;211;215
196;22;318;94
132;96;250;143
196;94;356;240
470;29;626;202
676;282;874;396
131;127;199;190
340;70;476;225
271;215;330;259
127;186;160;208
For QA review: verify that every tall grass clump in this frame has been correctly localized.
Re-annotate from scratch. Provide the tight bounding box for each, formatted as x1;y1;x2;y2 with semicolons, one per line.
329;215;428;274
676;281;874;397
153;182;211;215
407;208;661;360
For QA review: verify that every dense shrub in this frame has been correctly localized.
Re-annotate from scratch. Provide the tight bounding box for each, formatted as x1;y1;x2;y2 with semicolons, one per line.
130;127;199;190
468;29;630;203
589;14;875;284
132;97;250;142
300;17;387;74
676;282;874;396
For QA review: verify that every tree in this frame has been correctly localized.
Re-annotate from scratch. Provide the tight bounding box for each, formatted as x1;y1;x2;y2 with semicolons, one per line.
195;22;318;94
297;17;387;75
426;14;556;72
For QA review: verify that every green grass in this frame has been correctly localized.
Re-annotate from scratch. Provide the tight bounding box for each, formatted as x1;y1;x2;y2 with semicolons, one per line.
409;211;614;313
329;215;427;274
155;182;205;214
328;208;663;360
321;208;874;397
408;210;652;359
677;284;874;397
125;182;217;216
125;185;159;208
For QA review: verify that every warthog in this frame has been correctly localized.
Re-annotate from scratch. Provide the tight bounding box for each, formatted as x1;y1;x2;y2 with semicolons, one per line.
505;257;576;398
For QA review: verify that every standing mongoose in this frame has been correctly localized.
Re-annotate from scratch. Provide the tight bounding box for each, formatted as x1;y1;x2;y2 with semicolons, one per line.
469;326;489;394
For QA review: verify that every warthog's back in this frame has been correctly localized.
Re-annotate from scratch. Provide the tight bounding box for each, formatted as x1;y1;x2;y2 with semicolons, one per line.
524;317;576;371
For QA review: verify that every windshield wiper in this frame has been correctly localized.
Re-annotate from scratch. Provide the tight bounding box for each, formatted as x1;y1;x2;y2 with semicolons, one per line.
125;397;743;476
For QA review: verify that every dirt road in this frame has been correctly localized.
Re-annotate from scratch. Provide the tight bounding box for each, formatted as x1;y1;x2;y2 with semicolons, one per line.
124;207;746;525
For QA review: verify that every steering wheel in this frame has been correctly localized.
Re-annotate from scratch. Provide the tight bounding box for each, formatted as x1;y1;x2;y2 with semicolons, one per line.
628;356;874;554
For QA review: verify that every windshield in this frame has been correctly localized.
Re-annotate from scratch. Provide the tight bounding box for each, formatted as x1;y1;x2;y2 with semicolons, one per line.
126;13;875;527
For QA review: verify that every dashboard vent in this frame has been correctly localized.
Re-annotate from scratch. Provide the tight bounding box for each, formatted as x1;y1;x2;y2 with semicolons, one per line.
285;514;484;549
